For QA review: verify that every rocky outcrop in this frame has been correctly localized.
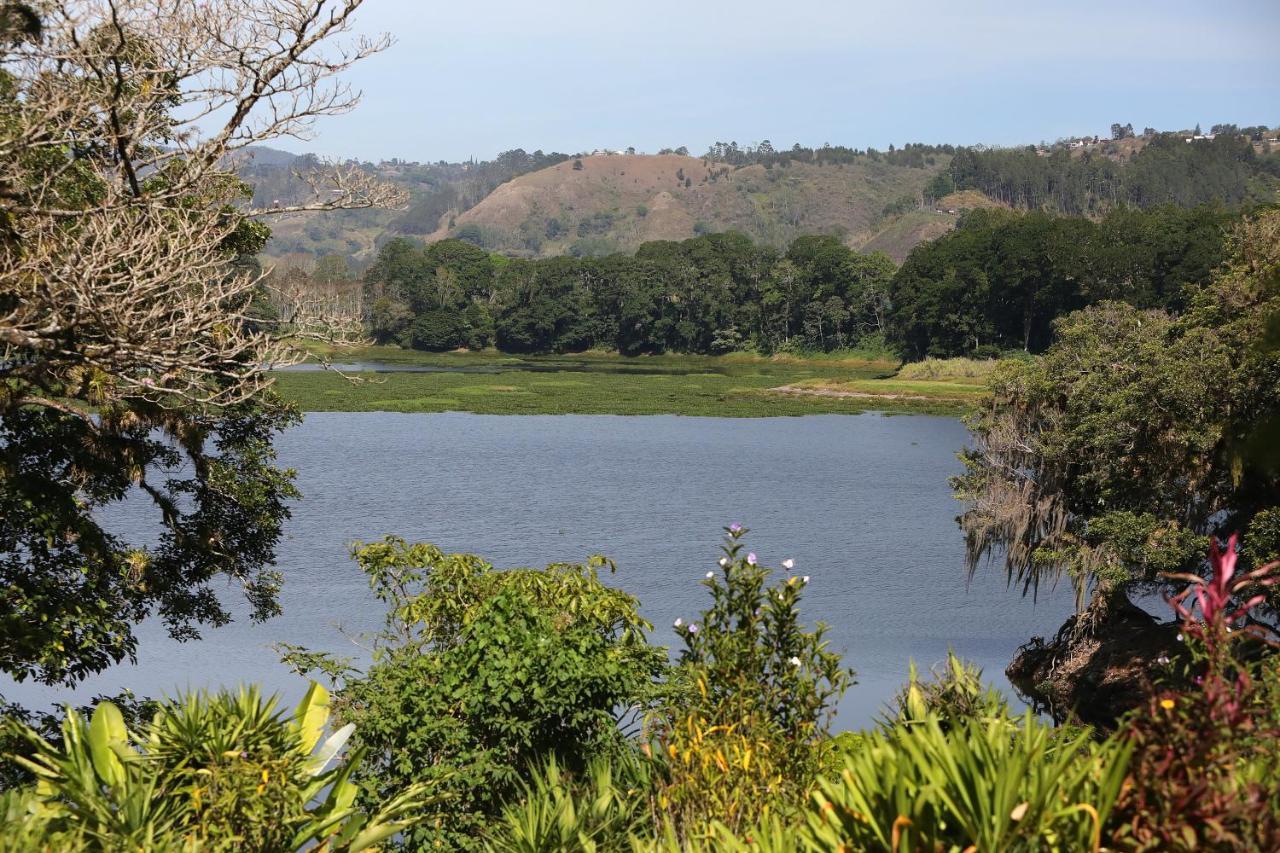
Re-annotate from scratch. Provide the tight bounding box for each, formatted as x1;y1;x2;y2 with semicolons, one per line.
1006;594;1184;728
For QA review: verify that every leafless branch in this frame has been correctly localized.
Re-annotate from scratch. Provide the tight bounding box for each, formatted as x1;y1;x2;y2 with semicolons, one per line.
1;0;401;412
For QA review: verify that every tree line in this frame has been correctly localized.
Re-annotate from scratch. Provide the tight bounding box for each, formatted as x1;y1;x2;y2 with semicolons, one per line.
702;140;955;170
888;203;1240;358
358;203;1242;359
947;132;1279;215
364;233;897;356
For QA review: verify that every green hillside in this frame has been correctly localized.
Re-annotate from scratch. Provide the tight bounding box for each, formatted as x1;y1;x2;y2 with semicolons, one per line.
249;127;1280;269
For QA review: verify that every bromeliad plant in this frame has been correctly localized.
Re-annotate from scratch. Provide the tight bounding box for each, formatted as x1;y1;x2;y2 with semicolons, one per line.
0;682;435;851
649;525;853;838
482;754;651;853
888;650;1011;729
806;710;1132;853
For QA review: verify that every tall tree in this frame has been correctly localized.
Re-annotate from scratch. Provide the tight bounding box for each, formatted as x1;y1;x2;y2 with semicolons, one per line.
0;0;401;686
954;209;1280;720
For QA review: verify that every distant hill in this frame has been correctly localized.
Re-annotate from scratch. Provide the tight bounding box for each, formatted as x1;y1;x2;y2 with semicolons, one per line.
249;125;1279;268
431;153;947;260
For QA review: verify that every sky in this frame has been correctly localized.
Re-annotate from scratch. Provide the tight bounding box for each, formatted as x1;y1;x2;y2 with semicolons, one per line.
280;0;1280;163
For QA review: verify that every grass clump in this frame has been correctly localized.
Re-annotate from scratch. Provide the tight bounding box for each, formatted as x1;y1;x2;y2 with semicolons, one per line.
895;356;1006;381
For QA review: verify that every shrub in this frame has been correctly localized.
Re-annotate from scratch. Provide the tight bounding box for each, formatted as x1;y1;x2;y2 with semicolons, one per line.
648;525;852;839
284;538;666;850
1108;535;1280;850
0;683;433;851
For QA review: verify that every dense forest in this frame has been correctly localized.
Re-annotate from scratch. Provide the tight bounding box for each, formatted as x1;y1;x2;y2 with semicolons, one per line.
348;203;1242;359
888;204;1239;357
946;132;1280;214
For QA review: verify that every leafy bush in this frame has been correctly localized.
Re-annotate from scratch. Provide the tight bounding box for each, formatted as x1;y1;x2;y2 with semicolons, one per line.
1108;535;1280;850
648;525;852;838
409;308;468;351
285;538;666;850
0;683;433;851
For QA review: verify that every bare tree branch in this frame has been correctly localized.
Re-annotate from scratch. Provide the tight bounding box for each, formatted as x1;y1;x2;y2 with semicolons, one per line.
0;0;403;412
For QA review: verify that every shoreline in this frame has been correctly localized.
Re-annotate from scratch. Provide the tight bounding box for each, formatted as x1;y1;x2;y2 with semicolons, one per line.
272;346;985;417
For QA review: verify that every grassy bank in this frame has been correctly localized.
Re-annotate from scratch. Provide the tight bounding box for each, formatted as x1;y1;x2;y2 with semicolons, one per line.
272;346;990;417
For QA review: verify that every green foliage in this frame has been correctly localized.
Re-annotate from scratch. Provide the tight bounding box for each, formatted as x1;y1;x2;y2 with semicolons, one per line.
483;755;650;853
806;711;1131;852
649;526;852;836
887;204;1239;358
0;683;436;851
368;295;413;344
0;398;300;686
949;133;1279;214
923;171;955;202
894;356;1005;381
889;651;1010;728
409;308;468;351
366;230;897;357
955;209;1280;609
286;538;666;850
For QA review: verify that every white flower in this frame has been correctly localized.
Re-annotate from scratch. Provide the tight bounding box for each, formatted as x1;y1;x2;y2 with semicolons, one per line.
688;623;699;634
718;557;728;567
788;656;802;667
1176;633;1184;642
782;558;795;570
802;575;810;584
673;618;683;628
705;571;715;579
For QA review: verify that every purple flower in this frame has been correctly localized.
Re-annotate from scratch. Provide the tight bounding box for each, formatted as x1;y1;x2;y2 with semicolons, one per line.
729;523;743;534
747;553;757;565
688;623;699;634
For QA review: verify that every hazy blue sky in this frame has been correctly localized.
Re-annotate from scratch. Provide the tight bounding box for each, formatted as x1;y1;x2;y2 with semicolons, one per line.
286;0;1280;163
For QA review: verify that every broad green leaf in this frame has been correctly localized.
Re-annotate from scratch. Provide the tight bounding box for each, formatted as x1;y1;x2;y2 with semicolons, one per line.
88;701;127;787
348;821;407;852
293;680;331;753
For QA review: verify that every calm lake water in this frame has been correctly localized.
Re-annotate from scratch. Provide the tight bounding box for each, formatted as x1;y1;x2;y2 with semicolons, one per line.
3;412;1076;728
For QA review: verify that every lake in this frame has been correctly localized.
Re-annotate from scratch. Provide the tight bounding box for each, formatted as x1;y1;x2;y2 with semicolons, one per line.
2;411;1076;728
